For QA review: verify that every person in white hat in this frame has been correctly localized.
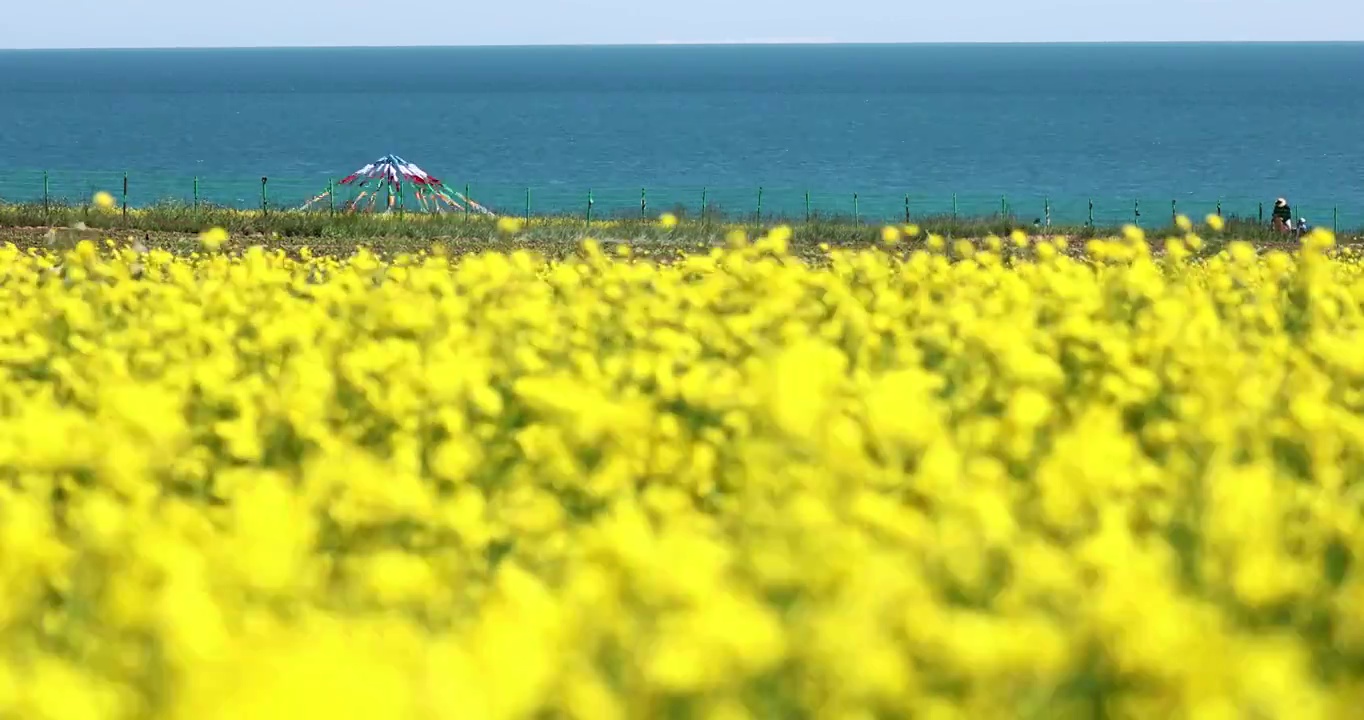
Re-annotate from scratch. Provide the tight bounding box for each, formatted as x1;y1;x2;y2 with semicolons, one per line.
1272;198;1293;233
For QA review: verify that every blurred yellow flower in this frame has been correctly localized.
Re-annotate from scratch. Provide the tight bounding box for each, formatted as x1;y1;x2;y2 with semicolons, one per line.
92;191;116;209
497;217;525;234
658;213;679;229
1206;214;1226;232
0;224;1352;719
1304;227;1336;250
199;227;228;251
881;225;901;244
1164;238;1189;261
767;225;793;254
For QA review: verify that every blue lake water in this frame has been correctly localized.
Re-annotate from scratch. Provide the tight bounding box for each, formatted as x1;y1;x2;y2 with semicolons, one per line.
0;43;1361;225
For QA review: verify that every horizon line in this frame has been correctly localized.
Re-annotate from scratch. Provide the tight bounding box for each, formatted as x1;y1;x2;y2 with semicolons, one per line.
4;39;1364;51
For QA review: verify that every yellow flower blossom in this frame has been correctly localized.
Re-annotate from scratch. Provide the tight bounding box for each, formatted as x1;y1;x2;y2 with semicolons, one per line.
198;226;228;251
0;229;1353;718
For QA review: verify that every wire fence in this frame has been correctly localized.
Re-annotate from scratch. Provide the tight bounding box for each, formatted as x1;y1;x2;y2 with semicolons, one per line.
0;169;1356;231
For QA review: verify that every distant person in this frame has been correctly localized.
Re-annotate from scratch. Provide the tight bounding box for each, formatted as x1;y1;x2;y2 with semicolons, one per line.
1298;217;1312;234
1272;198;1293;233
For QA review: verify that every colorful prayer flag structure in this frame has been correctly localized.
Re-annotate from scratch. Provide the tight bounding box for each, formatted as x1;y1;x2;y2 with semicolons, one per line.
301;154;494;216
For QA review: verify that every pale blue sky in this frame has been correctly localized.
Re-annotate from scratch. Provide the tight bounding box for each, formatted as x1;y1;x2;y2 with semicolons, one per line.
3;0;1362;49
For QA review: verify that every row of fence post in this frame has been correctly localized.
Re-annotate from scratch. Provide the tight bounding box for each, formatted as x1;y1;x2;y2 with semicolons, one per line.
564;189;1335;230
566;189;1343;233
15;173;1350;233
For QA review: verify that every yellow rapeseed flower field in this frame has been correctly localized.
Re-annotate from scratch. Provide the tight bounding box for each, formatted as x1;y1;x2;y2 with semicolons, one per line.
2;225;1364;719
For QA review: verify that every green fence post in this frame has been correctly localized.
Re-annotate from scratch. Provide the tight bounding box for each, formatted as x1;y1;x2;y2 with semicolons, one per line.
1088;199;1094;228
640;187;647;219
700;187;707;224
398;181;404;217
1134;199;1140;226
1001;195;1007;219
465;183;471;222
1171;199;1177;227
193;177;200;211
904;194;910;223
328;179;335;215
952;193;958;221
1334;207;1338;234
525;187;531;224
586;189;593;226
1045;197;1051;227
805;190;810;223
1216;199;1222;218
261;176;269;216
1259;202;1264;225
756;186;763;225
853;193;860;226
43;171;49;218
122;172;128;221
